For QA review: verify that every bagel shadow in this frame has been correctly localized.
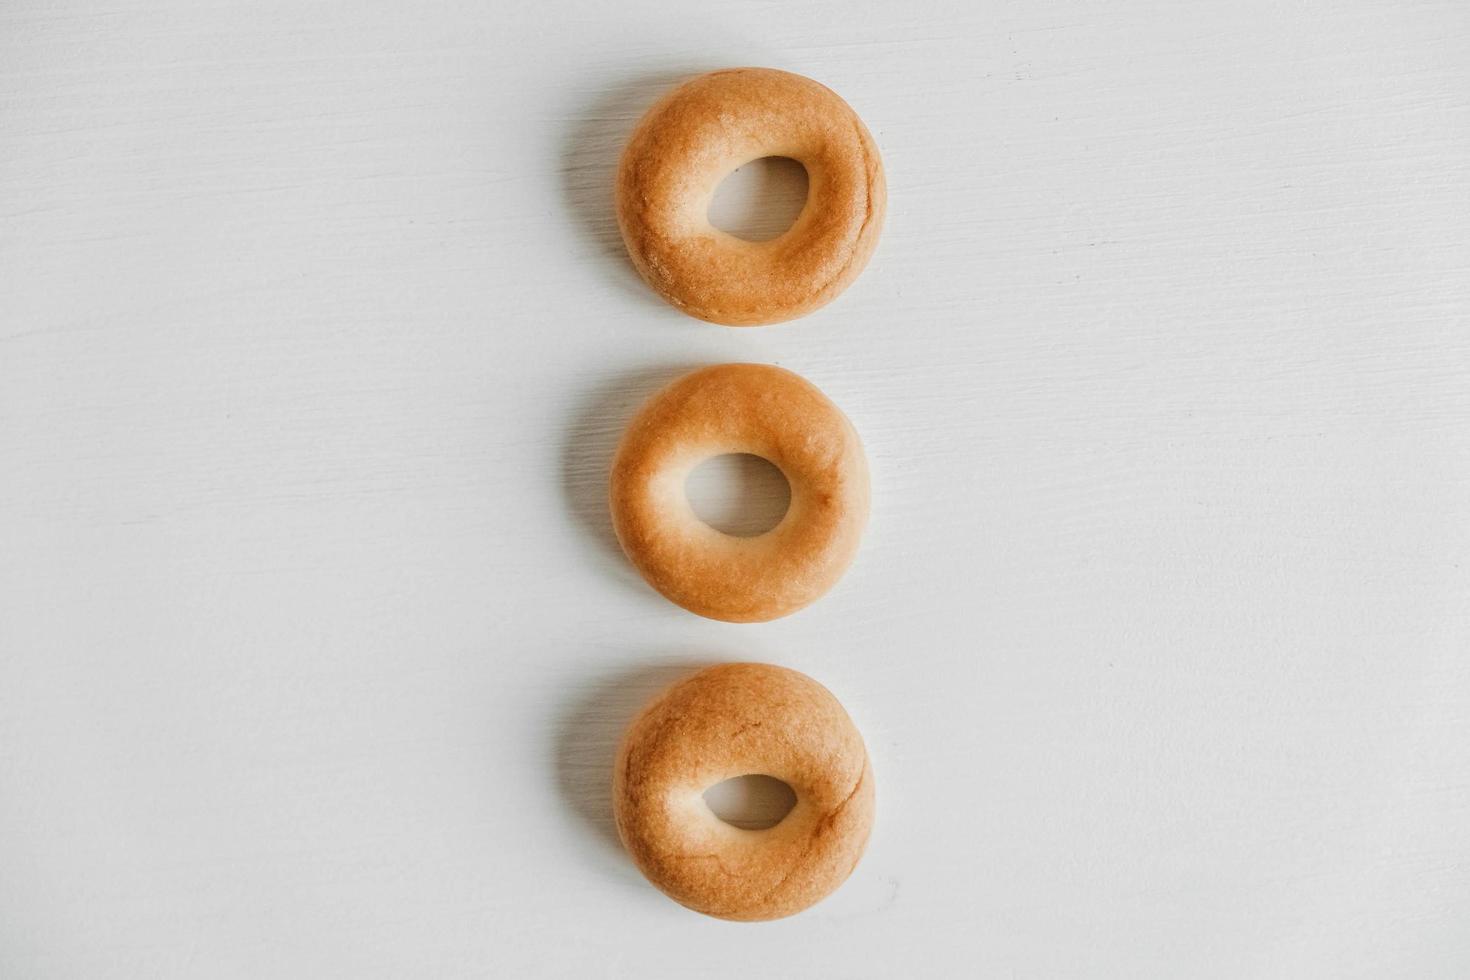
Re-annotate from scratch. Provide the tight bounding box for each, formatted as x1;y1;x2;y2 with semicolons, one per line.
559;68;710;309
560;363;705;574
554;659;719;857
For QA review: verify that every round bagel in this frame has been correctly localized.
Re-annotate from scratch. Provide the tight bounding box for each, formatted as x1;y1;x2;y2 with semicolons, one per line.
608;364;869;623
613;663;875;921
616;68;886;326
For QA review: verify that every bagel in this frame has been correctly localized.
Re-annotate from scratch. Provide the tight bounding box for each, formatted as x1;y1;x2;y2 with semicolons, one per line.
616;68;886;326
613;663;875;921
608;363;869;623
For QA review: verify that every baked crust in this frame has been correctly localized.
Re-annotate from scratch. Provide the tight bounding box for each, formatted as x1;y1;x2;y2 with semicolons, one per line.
616;68;886;326
608;363;869;622
613;663;876;921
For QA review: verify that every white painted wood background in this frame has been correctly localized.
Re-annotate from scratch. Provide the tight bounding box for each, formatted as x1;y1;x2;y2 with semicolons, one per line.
2;1;1468;976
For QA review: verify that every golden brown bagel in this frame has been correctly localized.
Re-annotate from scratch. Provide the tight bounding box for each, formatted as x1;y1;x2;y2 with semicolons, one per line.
616;68;886;326
608;364;869;623
613;663;875;921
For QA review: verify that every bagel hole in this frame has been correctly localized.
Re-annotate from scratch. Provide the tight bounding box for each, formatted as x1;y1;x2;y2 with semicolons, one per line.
703;775;798;830
685;454;791;537
707;156;809;242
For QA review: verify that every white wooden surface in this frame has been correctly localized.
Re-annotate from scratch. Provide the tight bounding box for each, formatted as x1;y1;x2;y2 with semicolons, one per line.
3;1;1469;976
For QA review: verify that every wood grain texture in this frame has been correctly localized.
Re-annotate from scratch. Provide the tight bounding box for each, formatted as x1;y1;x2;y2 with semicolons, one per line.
2;0;1468;976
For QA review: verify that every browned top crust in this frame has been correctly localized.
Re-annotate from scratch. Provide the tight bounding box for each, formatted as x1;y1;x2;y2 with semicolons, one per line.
616;68;886;326
613;663;876;921
608;364;869;623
